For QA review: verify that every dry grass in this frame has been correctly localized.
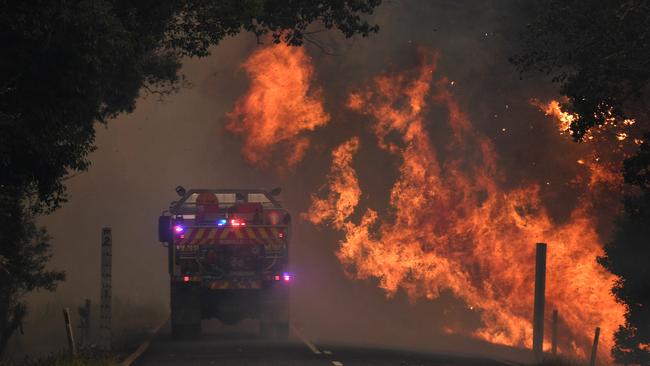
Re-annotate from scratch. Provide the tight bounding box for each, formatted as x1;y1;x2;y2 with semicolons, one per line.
2;349;119;366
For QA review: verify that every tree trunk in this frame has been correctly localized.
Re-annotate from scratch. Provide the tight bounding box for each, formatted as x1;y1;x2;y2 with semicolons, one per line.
0;300;25;358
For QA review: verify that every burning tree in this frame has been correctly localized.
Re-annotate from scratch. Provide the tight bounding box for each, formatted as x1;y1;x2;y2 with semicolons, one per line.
513;1;650;363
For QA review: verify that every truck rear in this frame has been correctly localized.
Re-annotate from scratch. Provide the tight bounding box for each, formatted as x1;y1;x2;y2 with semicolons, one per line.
158;187;291;339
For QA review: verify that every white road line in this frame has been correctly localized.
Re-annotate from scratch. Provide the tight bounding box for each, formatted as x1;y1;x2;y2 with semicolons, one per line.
332;361;344;366
121;317;168;366
290;324;321;355
323;350;332;355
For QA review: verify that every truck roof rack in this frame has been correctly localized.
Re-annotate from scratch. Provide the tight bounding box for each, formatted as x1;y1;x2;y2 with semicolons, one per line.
169;188;282;214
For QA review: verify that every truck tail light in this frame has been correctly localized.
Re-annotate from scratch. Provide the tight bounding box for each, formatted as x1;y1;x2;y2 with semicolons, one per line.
183;275;190;282
282;272;291;283
230;219;246;226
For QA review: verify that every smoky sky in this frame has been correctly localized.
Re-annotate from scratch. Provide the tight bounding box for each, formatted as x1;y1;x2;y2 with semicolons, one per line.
28;0;602;361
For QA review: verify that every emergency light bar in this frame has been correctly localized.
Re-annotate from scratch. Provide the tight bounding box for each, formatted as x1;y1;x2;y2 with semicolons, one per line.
216;218;246;227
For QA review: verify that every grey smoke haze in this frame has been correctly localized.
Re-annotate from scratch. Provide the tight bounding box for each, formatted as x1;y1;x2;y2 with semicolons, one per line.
19;0;599;360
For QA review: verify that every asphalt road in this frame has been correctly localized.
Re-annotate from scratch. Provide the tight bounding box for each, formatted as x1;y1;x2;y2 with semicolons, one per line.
131;320;522;366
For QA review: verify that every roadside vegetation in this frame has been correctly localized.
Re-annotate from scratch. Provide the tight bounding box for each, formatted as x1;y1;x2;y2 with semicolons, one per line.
2;349;117;366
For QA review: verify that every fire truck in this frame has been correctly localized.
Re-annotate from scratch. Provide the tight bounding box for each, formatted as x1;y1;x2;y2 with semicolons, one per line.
158;187;291;339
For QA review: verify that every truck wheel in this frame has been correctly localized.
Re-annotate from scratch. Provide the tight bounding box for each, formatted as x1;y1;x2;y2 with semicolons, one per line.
259;321;289;340
274;322;289;340
171;284;202;340
260;321;273;339
171;322;201;339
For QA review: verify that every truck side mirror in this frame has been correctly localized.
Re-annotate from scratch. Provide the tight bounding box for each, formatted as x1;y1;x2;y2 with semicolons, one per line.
270;187;282;196
158;215;172;243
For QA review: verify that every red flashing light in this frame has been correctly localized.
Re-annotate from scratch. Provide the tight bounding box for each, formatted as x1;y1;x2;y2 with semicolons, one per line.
278;232;284;238
274;275;280;281
230;219;246;227
183;276;190;282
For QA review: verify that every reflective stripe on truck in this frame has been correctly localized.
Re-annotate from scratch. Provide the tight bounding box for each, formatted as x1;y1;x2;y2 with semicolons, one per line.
174;226;286;246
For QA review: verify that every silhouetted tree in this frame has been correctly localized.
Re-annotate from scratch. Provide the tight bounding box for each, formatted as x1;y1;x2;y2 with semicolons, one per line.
511;0;649;140
0;189;65;356
0;0;381;356
598;134;650;365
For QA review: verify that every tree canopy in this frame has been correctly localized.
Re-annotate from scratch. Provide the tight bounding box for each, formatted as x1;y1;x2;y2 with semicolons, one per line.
0;0;381;356
511;0;650;141
0;0;381;212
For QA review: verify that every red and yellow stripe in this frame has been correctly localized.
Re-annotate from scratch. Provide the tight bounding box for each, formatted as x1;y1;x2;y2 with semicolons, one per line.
174;227;285;246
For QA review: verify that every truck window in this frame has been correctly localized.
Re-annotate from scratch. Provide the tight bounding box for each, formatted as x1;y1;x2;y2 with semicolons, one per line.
247;193;274;207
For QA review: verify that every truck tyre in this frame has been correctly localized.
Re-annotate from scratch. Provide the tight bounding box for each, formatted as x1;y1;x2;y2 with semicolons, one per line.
171;284;202;340
259;321;289;339
274;322;289;340
260;321;272;339
171;323;201;339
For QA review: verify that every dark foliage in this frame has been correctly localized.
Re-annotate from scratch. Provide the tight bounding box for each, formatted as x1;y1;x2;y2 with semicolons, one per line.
0;189;65;356
598;134;650;365
511;0;650;141
0;0;381;357
0;0;381;213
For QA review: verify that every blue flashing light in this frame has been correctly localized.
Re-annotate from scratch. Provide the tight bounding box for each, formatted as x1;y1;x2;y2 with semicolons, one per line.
217;219;227;226
282;272;292;283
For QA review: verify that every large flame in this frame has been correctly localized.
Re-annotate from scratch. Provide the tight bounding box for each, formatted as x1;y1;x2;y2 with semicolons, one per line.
227;43;329;168
306;49;625;360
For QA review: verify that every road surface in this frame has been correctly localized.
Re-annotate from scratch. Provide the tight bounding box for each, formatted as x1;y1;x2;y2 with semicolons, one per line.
131;320;521;366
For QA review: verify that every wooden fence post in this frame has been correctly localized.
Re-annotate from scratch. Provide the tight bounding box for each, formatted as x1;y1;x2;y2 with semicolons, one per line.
62;307;76;356
533;243;547;362
552;309;558;356
590;327;601;366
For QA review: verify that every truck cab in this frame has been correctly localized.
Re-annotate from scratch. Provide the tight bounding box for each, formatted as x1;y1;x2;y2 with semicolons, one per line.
158;188;291;339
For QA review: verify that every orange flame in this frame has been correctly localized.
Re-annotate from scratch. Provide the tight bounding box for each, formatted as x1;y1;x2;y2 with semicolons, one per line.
307;137;361;228
307;49;624;361
530;98;575;135
227;44;329;168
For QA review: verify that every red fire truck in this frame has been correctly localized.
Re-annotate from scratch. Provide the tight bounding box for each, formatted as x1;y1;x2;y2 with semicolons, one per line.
158;187;291;339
